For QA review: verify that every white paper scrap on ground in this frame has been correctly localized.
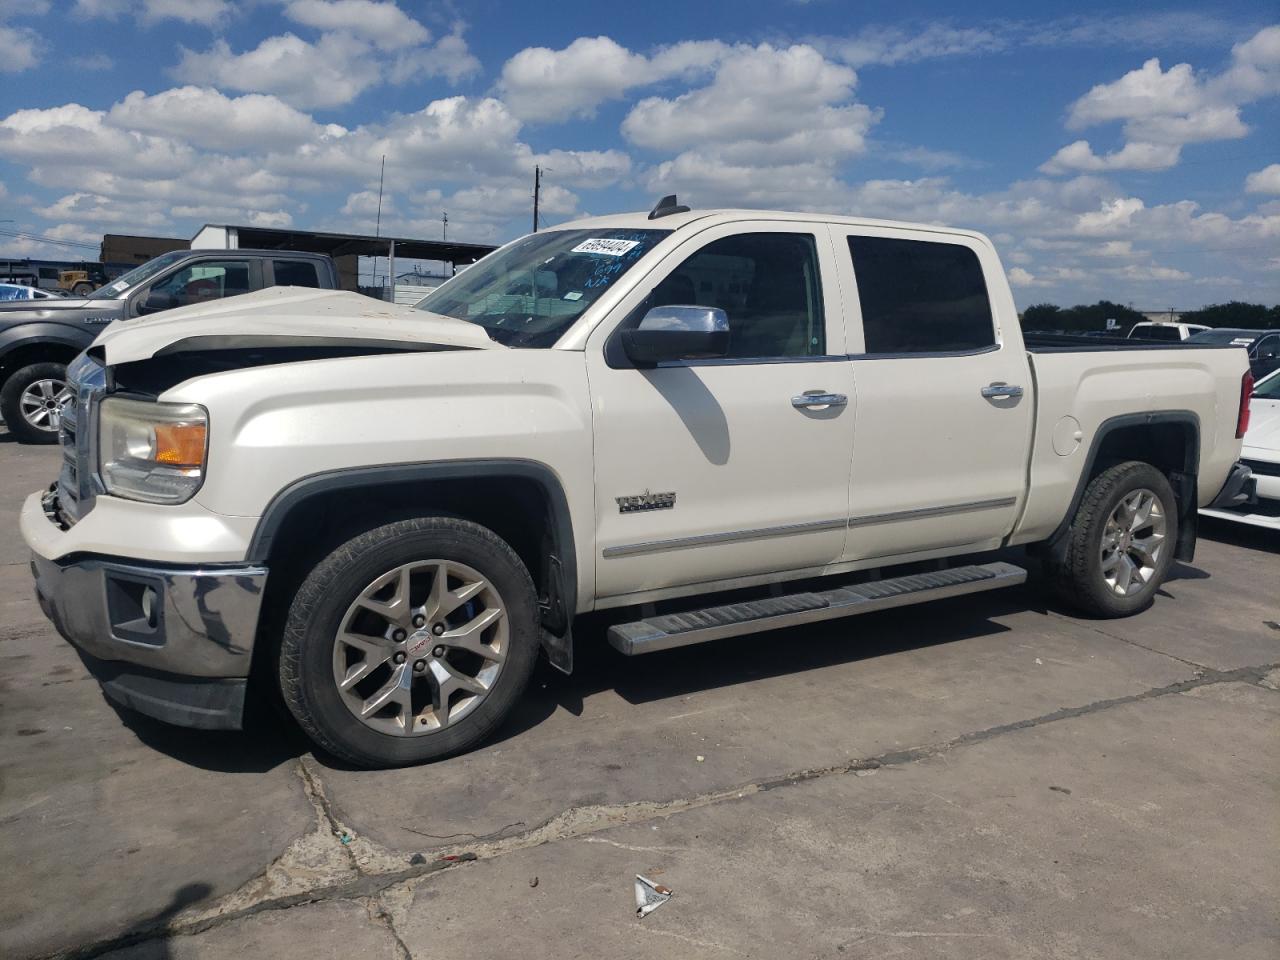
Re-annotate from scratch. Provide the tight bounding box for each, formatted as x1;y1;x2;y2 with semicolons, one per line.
634;874;673;918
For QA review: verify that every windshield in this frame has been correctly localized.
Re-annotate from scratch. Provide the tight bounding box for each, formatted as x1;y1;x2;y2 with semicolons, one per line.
416;228;670;347
88;250;189;299
1185;328;1263;345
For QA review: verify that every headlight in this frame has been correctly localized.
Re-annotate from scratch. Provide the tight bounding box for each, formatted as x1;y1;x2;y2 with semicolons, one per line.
99;397;208;504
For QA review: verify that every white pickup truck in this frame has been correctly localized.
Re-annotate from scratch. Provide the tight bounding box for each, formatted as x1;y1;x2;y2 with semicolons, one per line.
21;198;1255;767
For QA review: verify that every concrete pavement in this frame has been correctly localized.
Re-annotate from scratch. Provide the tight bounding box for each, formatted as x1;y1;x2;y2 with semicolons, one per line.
1;431;1276;959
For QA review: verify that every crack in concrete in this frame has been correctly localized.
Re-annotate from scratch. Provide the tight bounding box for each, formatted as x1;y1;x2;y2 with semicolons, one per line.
363;895;413;960
297;757;360;873
1046;609;1213;672
38;856;476;960
34;659;1278;960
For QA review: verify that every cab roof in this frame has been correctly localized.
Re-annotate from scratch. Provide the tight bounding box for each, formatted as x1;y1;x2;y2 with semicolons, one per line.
551;206;992;246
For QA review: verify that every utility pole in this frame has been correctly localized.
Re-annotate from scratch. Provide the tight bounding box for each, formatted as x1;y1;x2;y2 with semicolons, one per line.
442;210;448;241
532;165;541;233
375;155;386;239
374;154;386;293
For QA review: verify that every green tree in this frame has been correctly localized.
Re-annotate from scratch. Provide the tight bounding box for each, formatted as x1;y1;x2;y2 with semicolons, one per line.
1178;302;1278;329
1019;300;1145;333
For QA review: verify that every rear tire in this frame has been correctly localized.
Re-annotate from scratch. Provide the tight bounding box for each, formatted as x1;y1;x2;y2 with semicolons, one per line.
0;362;70;444
1047;461;1177;617
279;517;540;768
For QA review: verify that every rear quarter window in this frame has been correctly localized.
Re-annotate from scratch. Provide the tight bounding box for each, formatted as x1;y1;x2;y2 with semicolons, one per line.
273;260;321;287
846;236;995;354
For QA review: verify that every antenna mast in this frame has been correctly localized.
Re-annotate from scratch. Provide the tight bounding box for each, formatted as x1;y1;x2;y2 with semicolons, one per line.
532;165;541;233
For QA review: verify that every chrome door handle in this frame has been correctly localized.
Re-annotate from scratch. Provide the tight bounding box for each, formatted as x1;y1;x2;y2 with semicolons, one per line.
981;382;1023;400
792;391;848;409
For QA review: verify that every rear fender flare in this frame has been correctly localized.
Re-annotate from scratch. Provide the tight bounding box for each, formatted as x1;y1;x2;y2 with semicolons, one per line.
1046;410;1200;564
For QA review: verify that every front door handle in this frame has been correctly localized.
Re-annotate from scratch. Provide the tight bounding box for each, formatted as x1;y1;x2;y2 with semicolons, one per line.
981;382;1024;400
792;391;848;410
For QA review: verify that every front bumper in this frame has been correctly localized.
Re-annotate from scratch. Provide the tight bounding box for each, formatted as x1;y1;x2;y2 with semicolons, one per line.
30;550;268;729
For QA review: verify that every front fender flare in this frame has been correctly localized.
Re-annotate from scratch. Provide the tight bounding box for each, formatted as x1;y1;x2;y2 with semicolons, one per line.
247;459;578;673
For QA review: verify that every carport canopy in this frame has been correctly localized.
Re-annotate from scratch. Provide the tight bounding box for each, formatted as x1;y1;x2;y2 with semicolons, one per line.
192;224;495;266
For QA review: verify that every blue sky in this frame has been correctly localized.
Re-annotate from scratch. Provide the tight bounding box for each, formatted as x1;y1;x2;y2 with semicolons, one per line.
1;0;1277;308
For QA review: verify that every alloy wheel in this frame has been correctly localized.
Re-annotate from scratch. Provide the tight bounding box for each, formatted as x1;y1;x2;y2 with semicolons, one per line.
332;560;507;736
18;378;73;432
1099;488;1167;597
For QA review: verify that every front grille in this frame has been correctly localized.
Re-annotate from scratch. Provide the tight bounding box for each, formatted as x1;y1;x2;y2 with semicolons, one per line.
1242;458;1280;479
55;354;106;526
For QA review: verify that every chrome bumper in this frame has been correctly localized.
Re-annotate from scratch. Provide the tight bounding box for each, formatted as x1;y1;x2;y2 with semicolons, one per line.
30;552;268;729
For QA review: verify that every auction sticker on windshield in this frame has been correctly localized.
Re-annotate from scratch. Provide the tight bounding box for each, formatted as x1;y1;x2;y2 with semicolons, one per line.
572;238;641;257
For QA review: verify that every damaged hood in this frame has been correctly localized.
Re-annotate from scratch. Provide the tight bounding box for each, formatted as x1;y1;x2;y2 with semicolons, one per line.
91;286;503;365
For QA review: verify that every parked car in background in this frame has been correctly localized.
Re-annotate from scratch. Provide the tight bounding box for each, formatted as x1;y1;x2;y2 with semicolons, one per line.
0;248;339;443
21;200;1254;767
1201;368;1280;530
1127;321;1211;342
1185;328;1280;381
0;283;63;301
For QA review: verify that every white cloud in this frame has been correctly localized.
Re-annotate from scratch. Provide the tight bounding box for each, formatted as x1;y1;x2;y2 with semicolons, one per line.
892;145;981;171
0;25;43;73
823;23;1005;68
533;149;631;189
1245;163;1280;195
629;44;879;210
0;1;52;15
498;36;726;123
1073;197;1146;236
174;17;480;110
1007;267;1047;287
174;34;382;109
107;87;325;152
340;190;391;217
283;0;428;50
1045;27;1280;174
1040;140;1181;174
0;103;192;174
73;0;231;25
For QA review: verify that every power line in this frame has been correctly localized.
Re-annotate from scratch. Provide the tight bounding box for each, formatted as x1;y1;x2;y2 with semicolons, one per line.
0;228;99;251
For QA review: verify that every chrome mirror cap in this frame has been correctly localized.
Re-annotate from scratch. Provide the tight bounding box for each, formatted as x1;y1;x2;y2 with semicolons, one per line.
623;305;731;366
637;305;729;334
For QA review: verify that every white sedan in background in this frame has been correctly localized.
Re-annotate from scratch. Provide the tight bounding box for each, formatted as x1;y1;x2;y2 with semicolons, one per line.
1201;368;1280;530
0;283;62;301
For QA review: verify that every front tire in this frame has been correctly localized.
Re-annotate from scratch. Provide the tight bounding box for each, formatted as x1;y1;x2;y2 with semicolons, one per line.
0;362;71;444
279;517;540;768
1048;461;1177;617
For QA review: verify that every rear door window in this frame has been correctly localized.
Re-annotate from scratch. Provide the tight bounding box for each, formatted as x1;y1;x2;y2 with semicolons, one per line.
273;260;321;288
846;236;995;354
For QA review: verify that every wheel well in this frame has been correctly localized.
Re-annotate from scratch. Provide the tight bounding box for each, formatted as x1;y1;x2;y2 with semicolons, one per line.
255;473;569;649
0;342;80;386
1057;416;1199;563
1089;421;1197;482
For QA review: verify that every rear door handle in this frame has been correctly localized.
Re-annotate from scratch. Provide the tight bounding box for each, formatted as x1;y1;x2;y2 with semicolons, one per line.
981;382;1023;400
792;391;848;410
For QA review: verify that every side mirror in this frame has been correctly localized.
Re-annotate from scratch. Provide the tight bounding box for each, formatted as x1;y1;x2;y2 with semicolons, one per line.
138;288;176;314
622;305;730;366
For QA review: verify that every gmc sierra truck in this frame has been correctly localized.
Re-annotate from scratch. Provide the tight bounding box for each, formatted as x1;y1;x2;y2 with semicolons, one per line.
0;248;338;443
21;199;1255;768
